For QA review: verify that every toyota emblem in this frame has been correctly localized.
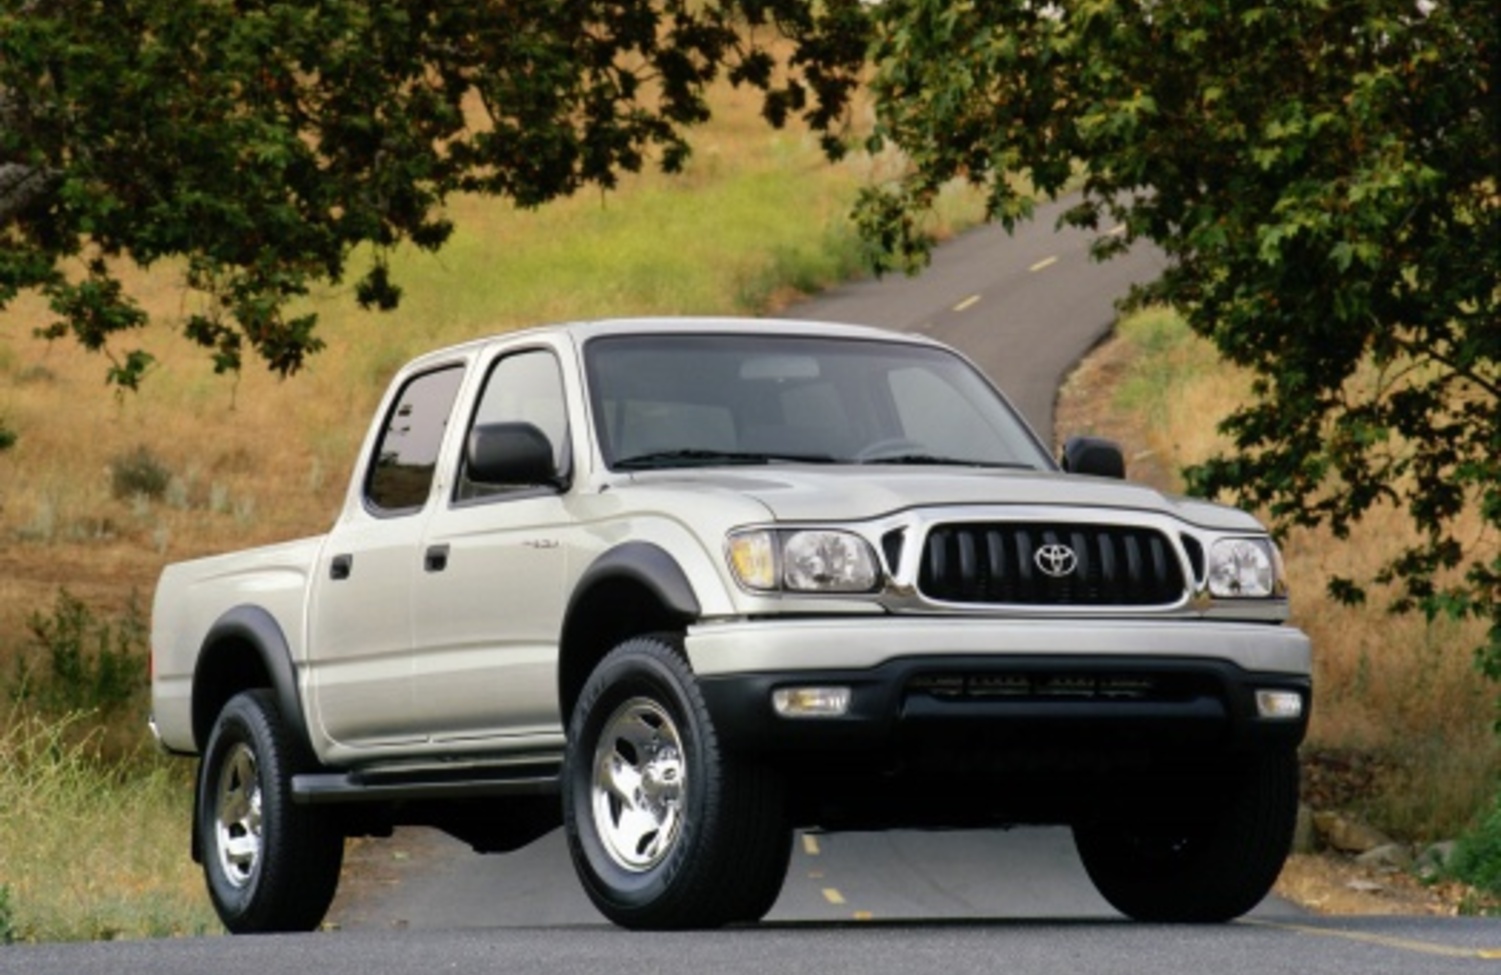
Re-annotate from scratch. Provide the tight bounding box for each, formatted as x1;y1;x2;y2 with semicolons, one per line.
1034;543;1078;578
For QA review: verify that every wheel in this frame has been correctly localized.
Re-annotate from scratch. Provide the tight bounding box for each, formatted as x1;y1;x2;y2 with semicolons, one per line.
562;634;792;929
196;689;344;933
1072;749;1299;922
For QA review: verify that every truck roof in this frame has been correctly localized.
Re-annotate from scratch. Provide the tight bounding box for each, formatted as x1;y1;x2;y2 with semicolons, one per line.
398;316;942;372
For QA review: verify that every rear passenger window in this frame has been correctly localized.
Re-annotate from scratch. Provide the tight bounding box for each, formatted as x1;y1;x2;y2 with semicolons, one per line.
366;366;465;513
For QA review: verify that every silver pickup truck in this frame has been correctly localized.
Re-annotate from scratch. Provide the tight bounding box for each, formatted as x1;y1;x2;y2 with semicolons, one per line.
151;316;1310;932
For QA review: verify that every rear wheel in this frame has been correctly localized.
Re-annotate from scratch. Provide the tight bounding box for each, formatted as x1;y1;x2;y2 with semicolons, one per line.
1073;749;1299;922
197;689;344;933
563;635;792;929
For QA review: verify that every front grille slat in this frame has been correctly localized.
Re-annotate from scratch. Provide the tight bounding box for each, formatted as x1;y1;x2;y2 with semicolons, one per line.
918;522;1186;607
907;669;1217;705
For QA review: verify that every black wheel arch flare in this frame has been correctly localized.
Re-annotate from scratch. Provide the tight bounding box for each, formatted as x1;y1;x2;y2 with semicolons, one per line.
558;542;702;720
191;605;309;756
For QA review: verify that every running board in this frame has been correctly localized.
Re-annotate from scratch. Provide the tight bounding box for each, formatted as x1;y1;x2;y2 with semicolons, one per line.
292;758;561;805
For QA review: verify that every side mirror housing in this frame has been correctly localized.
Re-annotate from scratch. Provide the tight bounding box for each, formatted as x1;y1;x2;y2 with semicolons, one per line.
467;422;562;488
1061;435;1126;479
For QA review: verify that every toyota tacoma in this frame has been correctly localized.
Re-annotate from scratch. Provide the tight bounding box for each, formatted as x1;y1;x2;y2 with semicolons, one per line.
150;317;1311;932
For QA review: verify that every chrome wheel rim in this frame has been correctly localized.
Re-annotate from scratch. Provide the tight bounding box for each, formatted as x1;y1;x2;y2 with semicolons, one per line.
590;697;686;872
214;742;263;890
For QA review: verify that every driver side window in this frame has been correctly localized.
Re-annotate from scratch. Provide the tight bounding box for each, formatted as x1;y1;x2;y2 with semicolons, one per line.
456;349;570;502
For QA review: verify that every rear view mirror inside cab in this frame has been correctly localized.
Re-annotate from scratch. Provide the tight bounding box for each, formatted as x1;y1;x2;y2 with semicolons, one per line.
739;355;821;381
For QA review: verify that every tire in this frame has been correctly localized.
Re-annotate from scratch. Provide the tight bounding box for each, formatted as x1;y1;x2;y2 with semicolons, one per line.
562;634;792;929
196;689;345;933
1073;748;1299;923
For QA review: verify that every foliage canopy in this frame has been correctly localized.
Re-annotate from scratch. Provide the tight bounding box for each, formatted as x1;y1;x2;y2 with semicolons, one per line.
0;0;867;391
856;0;1499;674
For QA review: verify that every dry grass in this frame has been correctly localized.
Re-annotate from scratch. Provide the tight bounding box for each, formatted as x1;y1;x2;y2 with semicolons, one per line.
0;75;981;674
1058;307;1501;841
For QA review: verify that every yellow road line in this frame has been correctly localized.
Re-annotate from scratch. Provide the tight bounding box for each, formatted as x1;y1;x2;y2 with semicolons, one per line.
802;833;821;856
821;887;846;905
953;294;981;312
1029;256;1059;272
853;910;875;921
1246;919;1501;960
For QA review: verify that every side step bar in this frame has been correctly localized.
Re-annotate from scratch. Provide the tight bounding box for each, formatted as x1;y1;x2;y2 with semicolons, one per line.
292;758;561;805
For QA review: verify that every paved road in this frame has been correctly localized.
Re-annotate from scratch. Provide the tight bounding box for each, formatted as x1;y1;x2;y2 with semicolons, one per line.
7;907;1501;974
788;195;1164;441
11;202;1501;972
324;826;1267;931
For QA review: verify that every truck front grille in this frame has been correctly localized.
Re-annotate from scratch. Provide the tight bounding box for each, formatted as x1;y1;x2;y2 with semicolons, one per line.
917;522;1186;607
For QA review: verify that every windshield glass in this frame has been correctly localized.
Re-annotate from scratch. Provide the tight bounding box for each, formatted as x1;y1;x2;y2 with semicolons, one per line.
585;333;1053;471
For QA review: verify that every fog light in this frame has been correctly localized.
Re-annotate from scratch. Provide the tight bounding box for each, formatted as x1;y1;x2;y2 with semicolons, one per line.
772;686;851;718
1255;689;1303;720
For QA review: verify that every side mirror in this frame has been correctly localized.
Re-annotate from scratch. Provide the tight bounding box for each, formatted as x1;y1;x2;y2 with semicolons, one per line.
1061;435;1125;479
467;422;561;488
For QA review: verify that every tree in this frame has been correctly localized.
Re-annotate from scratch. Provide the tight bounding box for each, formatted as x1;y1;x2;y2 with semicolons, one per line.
855;2;1499;670
0;0;870;447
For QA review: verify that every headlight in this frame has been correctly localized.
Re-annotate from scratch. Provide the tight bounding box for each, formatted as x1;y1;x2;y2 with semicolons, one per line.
727;529;881;593
1207;538;1281;598
784;531;880;592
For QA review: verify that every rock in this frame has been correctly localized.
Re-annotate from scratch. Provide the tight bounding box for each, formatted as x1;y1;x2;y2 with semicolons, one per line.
1417;841;1458;876
1355;843;1414;870
1312;811;1394;854
1345;878;1385;894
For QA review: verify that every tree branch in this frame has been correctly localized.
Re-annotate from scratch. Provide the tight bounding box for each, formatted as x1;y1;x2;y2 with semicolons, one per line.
0;162;55;227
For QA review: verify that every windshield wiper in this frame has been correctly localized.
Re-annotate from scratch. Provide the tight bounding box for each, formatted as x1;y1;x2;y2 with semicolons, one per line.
857;453;1034;469
615;449;838;470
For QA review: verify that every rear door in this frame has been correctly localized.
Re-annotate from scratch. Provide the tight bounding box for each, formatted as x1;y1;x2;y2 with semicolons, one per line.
307;363;467;747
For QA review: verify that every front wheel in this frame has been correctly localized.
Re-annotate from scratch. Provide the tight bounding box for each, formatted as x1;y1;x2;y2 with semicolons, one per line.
1073;749;1299;922
196;689;344;933
562;635;792;929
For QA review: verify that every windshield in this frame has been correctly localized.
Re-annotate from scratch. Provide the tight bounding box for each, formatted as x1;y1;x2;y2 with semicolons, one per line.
585;333;1054;472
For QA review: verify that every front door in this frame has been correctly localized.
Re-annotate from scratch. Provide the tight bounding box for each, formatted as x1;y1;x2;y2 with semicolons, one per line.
410;346;574;742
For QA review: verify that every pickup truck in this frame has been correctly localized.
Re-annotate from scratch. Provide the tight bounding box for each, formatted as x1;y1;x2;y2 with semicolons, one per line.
150;316;1311;933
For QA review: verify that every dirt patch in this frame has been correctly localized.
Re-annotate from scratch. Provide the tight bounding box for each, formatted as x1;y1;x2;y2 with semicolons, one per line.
1276;854;1479;917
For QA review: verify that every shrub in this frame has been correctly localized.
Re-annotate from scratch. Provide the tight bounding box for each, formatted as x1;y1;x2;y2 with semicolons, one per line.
108;445;171;501
11;589;147;718
0;884;15;945
1451;791;1501;896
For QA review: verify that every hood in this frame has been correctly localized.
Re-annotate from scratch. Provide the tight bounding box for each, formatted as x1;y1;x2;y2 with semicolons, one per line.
623;466;1265;532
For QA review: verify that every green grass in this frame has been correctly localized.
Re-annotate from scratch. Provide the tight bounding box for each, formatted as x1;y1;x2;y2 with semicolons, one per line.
298;136;913;393
1111;307;1225;435
0;714;221;942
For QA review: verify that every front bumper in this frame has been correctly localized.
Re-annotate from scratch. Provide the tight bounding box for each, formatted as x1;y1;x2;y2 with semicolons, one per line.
686;616;1310;755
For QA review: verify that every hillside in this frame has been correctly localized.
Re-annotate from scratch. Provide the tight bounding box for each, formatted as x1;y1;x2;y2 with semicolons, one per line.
0;78;973;684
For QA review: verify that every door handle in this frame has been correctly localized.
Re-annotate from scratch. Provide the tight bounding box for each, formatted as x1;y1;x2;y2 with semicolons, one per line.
330;554;353;581
425;544;450;573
